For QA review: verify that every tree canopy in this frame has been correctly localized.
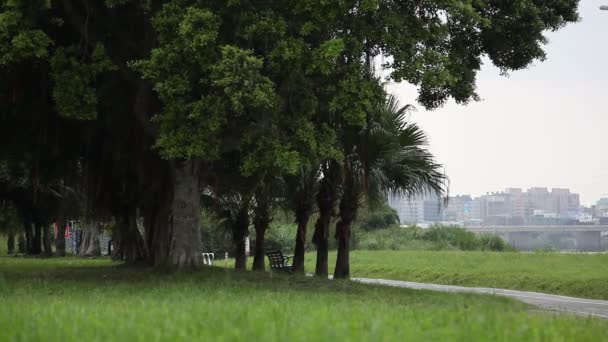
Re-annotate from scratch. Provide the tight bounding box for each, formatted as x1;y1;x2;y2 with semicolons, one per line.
0;0;579;273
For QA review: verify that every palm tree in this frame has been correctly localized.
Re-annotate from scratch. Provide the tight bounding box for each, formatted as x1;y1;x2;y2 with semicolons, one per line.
312;159;341;277
333;95;448;279
285;167;320;274
251;175;284;272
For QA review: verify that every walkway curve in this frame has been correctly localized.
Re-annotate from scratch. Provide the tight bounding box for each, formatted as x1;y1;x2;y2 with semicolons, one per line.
351;277;608;319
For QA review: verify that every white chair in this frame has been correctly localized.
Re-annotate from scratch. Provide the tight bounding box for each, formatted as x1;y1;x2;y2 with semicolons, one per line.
202;252;215;266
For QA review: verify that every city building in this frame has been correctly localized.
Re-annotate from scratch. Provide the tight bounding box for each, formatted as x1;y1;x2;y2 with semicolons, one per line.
596;198;608;217
442;195;473;222
387;192;443;225
388;186;585;226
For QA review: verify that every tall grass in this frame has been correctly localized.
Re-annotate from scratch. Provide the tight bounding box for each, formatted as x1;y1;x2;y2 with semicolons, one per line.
355;226;514;252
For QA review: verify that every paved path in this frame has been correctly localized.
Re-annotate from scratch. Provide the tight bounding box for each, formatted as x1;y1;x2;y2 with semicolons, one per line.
351;277;608;319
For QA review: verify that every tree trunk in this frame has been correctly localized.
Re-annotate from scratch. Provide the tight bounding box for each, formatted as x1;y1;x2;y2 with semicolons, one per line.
334;221;351;279
313;163;340;277
24;219;34;254
85;223;101;256
144;181;172;267
55;220;66;257
292;214;310;274
168;159;202;269
110;228;121;260
234;236;247;270
313;218;330;277
33;221;42;255
113;207;145;264
17;234;26;254
7;232;15;255
107;238;113;256
252;188;271;272
333;166;357;280
123;214;144;263
78;229;90;256
146;203;170;266
42;224;52;257
252;224;266;272
233;205;250;271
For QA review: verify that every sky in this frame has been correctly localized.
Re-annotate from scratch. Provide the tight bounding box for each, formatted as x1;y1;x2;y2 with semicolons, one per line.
387;1;608;206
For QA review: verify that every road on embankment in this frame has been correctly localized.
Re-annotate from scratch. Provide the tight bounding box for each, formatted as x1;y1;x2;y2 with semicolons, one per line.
352;277;608;319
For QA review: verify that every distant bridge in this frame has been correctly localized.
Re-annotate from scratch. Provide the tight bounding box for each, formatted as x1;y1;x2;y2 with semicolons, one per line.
462;226;608;251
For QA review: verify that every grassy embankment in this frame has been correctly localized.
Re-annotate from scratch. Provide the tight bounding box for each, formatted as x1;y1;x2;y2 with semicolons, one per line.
302;250;608;299
3;234;607;299
1;256;607;341
226;249;608;299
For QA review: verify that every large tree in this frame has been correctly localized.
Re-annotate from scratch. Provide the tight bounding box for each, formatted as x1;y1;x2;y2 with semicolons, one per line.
0;0;579;271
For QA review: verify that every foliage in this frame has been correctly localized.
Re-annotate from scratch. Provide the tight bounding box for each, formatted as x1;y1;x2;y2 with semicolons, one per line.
355;226;516;252
478;234;513;252
199;209;232;255
0;1;52;65
358;210;399;232
199;205;303;258
352;200;399;232
2;257;608;341
201;209;514;255
200;209;308;256
422;226;483;250
264;222;299;254
50;44;115;120
0;0;581;269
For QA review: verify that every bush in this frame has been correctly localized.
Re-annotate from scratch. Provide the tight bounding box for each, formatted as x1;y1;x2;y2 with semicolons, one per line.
200;218;232;255
479;234;515;252
422;226;479;251
355;225;514;252
355;202;400;232
264;223;297;253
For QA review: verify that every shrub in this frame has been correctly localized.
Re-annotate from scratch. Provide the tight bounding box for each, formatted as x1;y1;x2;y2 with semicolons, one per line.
264;223;297;253
422;226;479;250
479;234;515;252
355;225;515;252
356;202;400;232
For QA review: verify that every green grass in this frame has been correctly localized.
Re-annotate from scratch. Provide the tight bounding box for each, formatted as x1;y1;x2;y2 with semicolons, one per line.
0;235;7;255
1;257;607;341
300;250;608;299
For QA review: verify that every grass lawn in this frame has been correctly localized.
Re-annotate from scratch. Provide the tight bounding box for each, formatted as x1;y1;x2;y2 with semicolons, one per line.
298;250;608;299
1;257;607;341
0;235;7;255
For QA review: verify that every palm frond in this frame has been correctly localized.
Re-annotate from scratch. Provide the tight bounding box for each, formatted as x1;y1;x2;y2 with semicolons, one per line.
358;94;448;204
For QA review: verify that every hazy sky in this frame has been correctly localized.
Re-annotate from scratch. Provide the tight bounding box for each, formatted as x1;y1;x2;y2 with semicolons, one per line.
387;1;608;206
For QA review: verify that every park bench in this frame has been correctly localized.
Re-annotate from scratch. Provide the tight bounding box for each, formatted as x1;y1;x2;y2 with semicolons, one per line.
265;250;293;273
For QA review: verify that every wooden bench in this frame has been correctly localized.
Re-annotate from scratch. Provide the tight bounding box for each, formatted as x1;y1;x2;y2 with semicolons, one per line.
265;250;293;273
